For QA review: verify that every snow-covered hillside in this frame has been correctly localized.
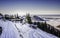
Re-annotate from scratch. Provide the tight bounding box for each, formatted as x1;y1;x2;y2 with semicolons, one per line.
46;20;60;30
0;19;58;38
0;20;20;38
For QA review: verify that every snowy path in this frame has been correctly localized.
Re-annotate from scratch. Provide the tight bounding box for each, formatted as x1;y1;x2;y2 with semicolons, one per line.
0;20;58;38
0;20;20;38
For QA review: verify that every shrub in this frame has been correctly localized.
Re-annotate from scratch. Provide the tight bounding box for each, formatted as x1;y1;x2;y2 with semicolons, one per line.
4;14;10;20
0;13;3;19
0;27;2;35
33;22;37;25
26;14;32;24
37;21;47;30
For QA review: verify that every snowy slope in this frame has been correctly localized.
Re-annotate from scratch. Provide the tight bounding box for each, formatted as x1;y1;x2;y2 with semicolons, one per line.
0;20;20;38
14;22;58;38
0;19;58;38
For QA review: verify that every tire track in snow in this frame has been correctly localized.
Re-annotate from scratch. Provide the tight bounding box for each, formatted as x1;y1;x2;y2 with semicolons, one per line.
29;30;35;38
29;29;45;38
33;31;45;38
15;24;23;38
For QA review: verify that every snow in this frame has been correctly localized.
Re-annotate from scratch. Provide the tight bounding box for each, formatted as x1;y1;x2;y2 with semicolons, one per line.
14;22;58;38
0;20;20;38
46;20;60;30
0;19;58;38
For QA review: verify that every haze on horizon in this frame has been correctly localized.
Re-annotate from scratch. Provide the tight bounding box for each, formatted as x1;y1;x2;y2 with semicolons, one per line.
0;0;60;15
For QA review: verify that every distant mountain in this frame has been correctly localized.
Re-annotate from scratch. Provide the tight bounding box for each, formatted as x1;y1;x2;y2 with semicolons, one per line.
32;15;45;21
37;14;60;16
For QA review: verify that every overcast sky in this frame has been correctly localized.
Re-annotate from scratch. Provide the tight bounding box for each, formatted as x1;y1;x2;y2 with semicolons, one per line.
0;0;60;15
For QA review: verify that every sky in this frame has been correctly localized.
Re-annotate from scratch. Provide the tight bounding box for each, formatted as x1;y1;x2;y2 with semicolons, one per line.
0;0;60;15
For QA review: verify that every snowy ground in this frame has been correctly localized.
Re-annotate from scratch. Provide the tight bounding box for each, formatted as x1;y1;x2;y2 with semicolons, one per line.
0;19;58;38
0;20;20;38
